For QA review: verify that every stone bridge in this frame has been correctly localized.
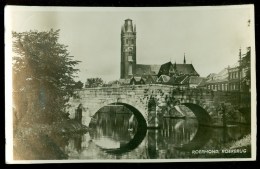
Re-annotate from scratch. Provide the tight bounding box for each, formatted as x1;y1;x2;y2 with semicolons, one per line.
67;84;250;128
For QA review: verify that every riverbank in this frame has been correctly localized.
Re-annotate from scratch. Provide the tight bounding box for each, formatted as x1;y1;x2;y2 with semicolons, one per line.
13;120;88;160
211;134;251;158
224;134;251;149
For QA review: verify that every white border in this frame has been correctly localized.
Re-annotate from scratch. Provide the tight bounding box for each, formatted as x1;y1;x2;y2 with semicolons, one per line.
5;5;256;163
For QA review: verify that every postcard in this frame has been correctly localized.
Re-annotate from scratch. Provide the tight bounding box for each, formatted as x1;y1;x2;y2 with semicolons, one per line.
5;5;256;163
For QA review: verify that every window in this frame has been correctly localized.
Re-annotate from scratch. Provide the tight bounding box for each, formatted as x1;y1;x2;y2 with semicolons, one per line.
128;64;133;75
128;55;133;62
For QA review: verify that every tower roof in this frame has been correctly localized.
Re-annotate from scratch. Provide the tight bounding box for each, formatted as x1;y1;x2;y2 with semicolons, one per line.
123;19;134;32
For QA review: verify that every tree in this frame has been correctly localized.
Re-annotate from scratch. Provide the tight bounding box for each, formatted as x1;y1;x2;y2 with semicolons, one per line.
85;78;104;88
12;29;81;124
74;81;84;89
241;47;251;92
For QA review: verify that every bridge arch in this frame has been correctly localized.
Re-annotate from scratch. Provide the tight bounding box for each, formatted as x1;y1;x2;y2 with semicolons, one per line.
88;102;148;154
180;103;212;126
92;102;148;128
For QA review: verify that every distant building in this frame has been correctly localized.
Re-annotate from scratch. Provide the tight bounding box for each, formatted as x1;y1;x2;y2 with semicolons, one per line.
130;77;146;85
227;48;244;91
165;75;205;89
120;19;200;86
204;48;248;92
205;68;229;91
157;75;171;84
120;19;137;79
189;76;207;88
157;60;199;78
166;75;189;89
228;64;241;91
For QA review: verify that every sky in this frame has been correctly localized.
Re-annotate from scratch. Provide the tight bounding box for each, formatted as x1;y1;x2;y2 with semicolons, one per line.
5;5;254;82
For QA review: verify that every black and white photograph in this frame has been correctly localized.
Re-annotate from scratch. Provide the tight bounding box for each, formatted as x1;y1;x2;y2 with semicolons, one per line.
5;5;256;162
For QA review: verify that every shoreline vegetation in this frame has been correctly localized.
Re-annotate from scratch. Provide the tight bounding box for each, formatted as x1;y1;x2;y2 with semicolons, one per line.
11;29;87;160
13;120;88;160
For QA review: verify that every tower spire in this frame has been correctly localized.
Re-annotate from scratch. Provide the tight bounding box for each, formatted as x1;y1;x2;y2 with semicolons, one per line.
183;53;186;64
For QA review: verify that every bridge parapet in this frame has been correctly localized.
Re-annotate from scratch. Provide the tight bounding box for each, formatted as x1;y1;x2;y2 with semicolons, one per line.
68;84;250;127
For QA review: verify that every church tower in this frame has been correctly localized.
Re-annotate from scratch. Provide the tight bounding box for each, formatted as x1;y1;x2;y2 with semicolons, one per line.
121;19;136;79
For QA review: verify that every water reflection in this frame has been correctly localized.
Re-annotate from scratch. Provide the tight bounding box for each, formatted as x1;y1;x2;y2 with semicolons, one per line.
147;118;200;158
89;106;139;150
63;105;250;159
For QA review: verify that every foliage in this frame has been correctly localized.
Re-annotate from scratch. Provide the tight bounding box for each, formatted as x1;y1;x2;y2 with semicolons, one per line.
12;29;81;124
74;80;84;89
241;47;251;92
85;78;104;88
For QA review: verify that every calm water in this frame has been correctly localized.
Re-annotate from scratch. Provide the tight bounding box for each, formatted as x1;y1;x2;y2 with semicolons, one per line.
63;107;250;159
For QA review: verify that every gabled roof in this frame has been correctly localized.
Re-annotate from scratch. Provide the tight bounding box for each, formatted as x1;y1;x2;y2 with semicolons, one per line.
166;75;189;85
189;76;206;85
160;62;172;70
158;62;199;77
142;75;157;82
131;76;145;82
157;75;171;83
206;73;216;79
175;64;199;76
206;67;228;83
206;77;229;84
197;78;208;87
166;76;177;84
181;76;190;84
158;62;173;76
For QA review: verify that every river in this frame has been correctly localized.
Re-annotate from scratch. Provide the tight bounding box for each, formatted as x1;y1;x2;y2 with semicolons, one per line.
62;105;250;159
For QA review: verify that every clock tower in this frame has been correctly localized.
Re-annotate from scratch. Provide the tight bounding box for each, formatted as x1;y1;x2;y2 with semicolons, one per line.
121;19;136;79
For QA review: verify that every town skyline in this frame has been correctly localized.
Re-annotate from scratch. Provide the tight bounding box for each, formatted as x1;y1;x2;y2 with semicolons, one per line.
6;6;254;82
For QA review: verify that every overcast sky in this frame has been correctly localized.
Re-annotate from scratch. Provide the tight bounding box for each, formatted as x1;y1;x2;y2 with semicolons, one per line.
5;5;254;82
